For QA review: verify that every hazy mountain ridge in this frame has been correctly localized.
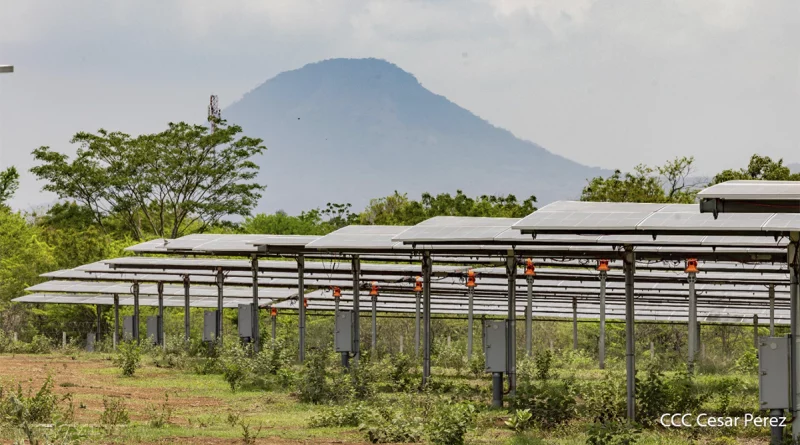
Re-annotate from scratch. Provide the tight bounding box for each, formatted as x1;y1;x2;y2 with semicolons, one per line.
225;58;609;214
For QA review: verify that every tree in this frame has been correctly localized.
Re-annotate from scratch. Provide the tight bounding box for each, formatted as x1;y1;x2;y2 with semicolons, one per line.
0;166;19;206
30;119;266;239
359;190;537;225
710;154;800;185
242;203;359;235
581;157;699;204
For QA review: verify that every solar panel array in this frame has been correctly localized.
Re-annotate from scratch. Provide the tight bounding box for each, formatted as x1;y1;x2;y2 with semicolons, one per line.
698;181;800;200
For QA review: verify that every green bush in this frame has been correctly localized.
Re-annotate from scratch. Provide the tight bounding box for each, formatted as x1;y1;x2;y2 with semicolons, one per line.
512;378;577;429
425;401;476;445
505;408;533;432
360;404;424;443
635;365;669;426
586;421;641;445
388;353;416;392
309;402;371;427
577;376;627;423
114;341;141;377
534;350;552;381
0;377;60;425
297;350;331;404
734;349;758;374
220;344;252;392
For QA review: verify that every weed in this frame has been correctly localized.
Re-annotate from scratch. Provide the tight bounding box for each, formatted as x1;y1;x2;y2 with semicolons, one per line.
505;408;533;432
114;341;141;377
146;392;173;428
99;396;130;435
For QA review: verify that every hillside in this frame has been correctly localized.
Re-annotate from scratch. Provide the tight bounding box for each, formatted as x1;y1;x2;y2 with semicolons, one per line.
224;58;608;214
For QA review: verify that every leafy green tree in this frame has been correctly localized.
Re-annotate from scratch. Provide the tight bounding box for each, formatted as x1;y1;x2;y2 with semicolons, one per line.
710;154;800;185
359;190;537;225
0;166;19;206
242;203;358;235
581;157;699;203
30;119;266;240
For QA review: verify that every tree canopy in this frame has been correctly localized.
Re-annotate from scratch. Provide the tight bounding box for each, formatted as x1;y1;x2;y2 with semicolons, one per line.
581;157;700;204
30;119;266;240
710;154;800;185
0;166;19;206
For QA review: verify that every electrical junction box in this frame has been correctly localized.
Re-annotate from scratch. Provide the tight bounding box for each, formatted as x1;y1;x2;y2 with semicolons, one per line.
146;316;161;345
122;316;134;340
484;320;507;373
86;333;95;352
335;310;354;352
238;304;253;338
758;336;790;410
203;310;218;342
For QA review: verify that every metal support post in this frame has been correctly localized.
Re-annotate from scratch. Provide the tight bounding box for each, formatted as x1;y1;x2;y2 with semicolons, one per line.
113;294;119;350
526;276;533;357
688;272;697;372
623;248;636;422
467;285;474;361
415;290;421;358
770;408;784;444
371;292;377;353
492;372;503;408
251;255;260;352
271;310;277;341
422;251;432;386
599;270;606;369
183;275;190;342
133;281;140;343
770;284;776;336
352;255;361;363
96;305;102;342
754;314;759;349
157;281;165;349
791;233;799;444
506;254;517;398
572;296;578;350
297;255;306;363
216;267;224;344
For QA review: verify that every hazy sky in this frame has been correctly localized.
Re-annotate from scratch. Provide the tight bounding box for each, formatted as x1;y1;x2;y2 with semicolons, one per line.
1;0;799;210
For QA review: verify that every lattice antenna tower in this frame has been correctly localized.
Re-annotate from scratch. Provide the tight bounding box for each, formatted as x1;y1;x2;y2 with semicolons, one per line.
208;95;221;132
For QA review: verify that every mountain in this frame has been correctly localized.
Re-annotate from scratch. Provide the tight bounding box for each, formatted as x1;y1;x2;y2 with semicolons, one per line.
224;58;608;214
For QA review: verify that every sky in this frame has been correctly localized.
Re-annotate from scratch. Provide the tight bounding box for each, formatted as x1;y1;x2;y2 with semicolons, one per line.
1;0;799;211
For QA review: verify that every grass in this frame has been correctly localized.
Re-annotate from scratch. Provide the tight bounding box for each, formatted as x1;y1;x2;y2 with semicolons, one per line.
0;352;774;444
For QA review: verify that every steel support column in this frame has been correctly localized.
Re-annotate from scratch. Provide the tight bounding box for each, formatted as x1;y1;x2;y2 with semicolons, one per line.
790;232;799;443
770;284;776;336
297;254;306;363
251;255;260;352
754;314;759;349
371;292;377;353
183;275;190;342
422;251;432;386
526;276;533;357
415;290;421;358
599;270;607;369
506;254;517;398
352;255;361;363
157;281;165;349
688;272;697;372
216;267;224;344
467;285;474;361
572;296;578;350
623;248;636;422
113;294;119;350
133;281;140;343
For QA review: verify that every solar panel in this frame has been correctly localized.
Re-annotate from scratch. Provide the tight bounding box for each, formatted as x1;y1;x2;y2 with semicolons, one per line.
698;181;800;200
25;280;294;300
393;216;519;243
13;294;252;309
306;225;411;251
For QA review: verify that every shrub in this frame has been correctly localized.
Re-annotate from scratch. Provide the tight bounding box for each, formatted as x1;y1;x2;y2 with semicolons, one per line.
534;350;552;381
360;404;424;443
577;376;627;423
114;341;141;377
351;355;382;401
734;349;758;374
388;353;416;392
668;370;707;413
220;344;252;392
513;379;577;429
0;377;60;425
635;365;669;426
27;335;53;354
297;350;331;404
99;396;130;435
253;337;292;375
586;422;641;445
433;338;466;375
425;401;476;445
146;393;173;428
468;352;485;378
309;402;371;428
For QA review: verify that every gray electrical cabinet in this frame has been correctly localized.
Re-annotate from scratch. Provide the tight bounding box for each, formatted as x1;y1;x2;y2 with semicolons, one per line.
146;316;160;345
758;336;790;409
203;310;217;342
122;316;134;340
335;310;354;352
484;320;506;373
238;304;253;339
86;333;95;352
